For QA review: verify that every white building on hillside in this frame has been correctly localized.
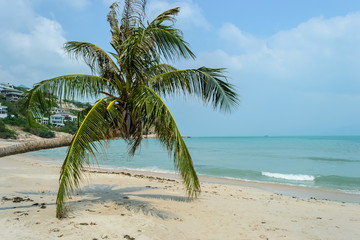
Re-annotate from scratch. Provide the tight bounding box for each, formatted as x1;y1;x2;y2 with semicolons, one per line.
49;110;78;127
50;107;65;115
0;85;23;102
36;117;50;125
63;114;77;122
50;114;65;127
42;117;49;124
0;103;8;118
0;83;14;91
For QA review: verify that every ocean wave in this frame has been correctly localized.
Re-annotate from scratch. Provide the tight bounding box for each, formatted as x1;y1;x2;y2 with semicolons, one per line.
198;168;261;179
314;175;360;187
307;157;360;163
95;165;175;174
262;172;315;181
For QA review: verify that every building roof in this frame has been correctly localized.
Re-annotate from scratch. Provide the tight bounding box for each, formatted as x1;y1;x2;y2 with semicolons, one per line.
17;84;30;89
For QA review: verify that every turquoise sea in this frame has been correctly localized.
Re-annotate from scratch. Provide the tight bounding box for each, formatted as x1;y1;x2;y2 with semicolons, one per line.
29;136;360;194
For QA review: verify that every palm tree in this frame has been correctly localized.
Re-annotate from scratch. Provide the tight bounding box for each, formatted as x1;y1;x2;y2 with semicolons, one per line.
24;0;238;218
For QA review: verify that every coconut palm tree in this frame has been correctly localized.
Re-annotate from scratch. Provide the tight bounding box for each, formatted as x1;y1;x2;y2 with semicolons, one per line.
24;0;238;218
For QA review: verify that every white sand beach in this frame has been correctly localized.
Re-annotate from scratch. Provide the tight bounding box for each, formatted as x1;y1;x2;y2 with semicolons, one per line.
0;141;360;240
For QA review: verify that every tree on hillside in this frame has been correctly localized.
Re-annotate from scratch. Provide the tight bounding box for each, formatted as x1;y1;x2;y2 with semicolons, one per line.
24;0;239;218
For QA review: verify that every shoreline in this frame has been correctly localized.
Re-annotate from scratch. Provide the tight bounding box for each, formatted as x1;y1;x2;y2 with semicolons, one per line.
2;137;359;204
1;150;360;239
84;165;360;204
23;150;360;204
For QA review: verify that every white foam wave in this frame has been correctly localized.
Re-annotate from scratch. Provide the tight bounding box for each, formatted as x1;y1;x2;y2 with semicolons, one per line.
262;172;315;181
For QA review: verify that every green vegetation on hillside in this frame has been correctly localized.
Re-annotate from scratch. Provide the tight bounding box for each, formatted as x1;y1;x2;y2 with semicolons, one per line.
3;115;55;138
1;87;92;139
0;119;17;139
23;121;55;138
70;100;92;109
0;97;55;138
54;121;78;135
0;97;23;117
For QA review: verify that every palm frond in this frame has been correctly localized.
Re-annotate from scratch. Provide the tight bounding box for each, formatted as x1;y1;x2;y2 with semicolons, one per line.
150;7;180;24
119;12;195;79
23;74;116;121
148;67;239;112
108;1;124;53
108;2;121;36
148;63;177;76
56;97;113;218
143;7;194;60
133;85;200;197
64;42;120;79
121;0;147;28
117;24;194;86
143;21;195;61
114;0;147;46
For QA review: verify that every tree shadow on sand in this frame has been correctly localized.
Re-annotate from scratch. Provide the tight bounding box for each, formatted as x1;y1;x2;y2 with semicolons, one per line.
14;184;191;219
72;184;191;219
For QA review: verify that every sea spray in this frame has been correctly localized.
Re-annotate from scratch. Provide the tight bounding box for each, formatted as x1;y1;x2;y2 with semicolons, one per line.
262;172;315;181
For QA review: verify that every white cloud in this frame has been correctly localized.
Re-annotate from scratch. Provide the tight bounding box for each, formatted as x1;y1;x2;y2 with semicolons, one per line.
200;12;360;92
219;23;264;52
194;12;360;135
147;0;210;30
4;17;66;62
0;0;88;87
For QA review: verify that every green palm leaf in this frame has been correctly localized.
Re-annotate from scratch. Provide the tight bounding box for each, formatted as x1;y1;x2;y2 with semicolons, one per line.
148;67;238;112
133;86;200;197
24;74;116;121
56;97;113;218
64;42;120;79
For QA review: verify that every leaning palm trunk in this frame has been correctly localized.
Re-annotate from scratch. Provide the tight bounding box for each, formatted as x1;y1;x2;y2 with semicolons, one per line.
24;0;239;218
0;136;73;158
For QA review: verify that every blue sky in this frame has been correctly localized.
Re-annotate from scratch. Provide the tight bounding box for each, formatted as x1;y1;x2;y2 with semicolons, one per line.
1;0;360;136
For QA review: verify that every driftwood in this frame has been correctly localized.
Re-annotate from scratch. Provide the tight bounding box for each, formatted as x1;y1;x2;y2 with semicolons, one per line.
0;136;73;158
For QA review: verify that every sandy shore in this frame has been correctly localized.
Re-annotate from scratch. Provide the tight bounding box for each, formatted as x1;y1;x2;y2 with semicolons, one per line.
1;147;360;239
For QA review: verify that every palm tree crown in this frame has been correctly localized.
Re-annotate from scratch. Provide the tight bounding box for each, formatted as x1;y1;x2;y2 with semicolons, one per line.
25;0;239;218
